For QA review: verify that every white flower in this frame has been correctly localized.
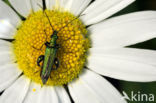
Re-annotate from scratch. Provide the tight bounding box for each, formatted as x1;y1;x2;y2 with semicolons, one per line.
0;0;156;103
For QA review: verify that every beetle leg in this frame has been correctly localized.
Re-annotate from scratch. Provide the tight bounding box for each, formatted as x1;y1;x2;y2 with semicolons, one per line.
45;42;55;48
34;70;40;74
45;42;60;49
45;42;50;47
37;55;44;67
55;44;60;49
50;75;52;79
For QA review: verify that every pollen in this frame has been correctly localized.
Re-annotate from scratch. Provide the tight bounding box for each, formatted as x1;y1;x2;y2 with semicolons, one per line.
33;88;36;92
12;10;90;86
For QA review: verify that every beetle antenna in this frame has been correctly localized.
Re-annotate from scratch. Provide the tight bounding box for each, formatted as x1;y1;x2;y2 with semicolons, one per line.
37;3;55;31
56;14;85;42
44;11;55;31
57;14;84;34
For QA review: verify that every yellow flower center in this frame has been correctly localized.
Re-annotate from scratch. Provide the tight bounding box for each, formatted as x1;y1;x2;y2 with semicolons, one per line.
12;10;90;86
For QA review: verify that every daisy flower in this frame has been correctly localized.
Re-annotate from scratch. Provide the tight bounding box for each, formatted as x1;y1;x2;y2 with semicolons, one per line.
0;0;156;103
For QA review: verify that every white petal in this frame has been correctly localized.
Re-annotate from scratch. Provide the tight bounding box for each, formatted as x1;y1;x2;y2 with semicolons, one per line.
46;0;55;10
0;40;11;52
48;0;68;11
88;48;156;82
0;52;12;66
23;82;41;103
89;11;156;49
9;0;45;16
57;0;66;8
81;0;135;25
0;63;22;92
46;0;66;10
0;1;20;39
24;83;70;103
64;0;92;16
8;0;32;17
91;48;156;66
68;69;126;103
30;0;43;12
55;86;71;103
0;40;15;65
35;86;59;103
0;76;30;103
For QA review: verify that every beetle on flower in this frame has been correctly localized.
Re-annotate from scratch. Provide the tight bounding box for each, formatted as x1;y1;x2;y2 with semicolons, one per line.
0;0;156;103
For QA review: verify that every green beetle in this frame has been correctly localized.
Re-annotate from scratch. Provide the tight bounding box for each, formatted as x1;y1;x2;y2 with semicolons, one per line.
36;0;80;84
36;0;59;84
37;30;59;84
